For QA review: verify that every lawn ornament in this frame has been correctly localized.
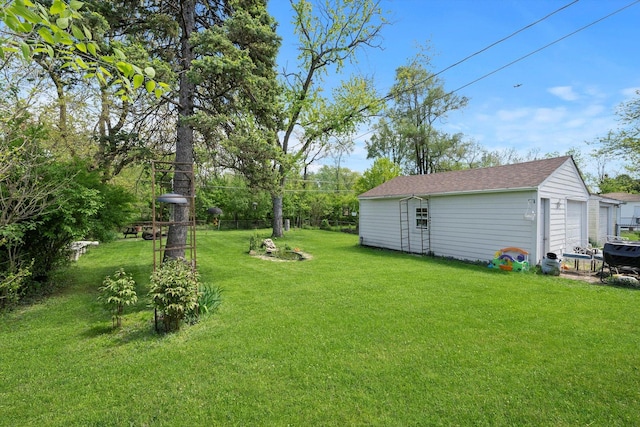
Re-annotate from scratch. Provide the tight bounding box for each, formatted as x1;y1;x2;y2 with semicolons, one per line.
489;247;530;272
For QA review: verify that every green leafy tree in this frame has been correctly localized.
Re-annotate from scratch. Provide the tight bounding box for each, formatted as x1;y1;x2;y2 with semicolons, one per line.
0;106;74;297
98;268;137;328
149;258;200;332
594;91;640;175
365;117;408;166
598;174;640;194
215;0;386;238
365;45;470;175
353;157;401;195
311;165;360;192
387;48;468;175
0;0;165;101
263;0;385;237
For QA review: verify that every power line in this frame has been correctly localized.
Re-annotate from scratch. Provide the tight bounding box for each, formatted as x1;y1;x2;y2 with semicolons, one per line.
379;0;581;104
448;0;640;96
429;0;580;81
356;0;640;142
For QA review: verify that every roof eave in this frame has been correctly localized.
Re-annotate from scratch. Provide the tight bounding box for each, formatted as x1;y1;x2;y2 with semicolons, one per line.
359;186;538;200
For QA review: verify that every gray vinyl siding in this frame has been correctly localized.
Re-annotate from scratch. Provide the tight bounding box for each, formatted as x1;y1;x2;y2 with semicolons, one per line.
359;199;403;251
429;191;536;262
358;158;590;265
360;191;537;262
538;160;589;256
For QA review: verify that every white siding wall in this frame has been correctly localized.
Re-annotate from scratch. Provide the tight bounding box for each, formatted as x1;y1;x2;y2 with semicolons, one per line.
359;198;404;251
538;159;589;256
598;206;610;244
429;191;536;262
359;159;590;265
588;199;615;246
360;191;537;262
587;198;599;245
620;203;640;225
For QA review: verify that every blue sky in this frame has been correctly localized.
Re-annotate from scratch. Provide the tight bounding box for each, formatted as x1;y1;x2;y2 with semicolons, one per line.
267;0;640;179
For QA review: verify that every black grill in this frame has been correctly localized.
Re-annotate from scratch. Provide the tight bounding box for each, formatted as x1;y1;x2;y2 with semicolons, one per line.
603;242;640;272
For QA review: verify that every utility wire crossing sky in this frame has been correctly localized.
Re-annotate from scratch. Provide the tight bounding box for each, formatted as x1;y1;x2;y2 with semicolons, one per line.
268;0;640;178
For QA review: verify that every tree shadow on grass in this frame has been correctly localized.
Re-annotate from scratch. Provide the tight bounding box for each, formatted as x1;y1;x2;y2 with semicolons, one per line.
81;316;164;346
66;261;165;345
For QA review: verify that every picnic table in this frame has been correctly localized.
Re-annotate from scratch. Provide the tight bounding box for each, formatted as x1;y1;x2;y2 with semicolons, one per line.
123;226;141;238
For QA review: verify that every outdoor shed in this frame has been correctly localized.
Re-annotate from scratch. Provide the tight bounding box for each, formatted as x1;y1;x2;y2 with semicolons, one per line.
587;194;621;246
599;192;640;233
358;156;590;265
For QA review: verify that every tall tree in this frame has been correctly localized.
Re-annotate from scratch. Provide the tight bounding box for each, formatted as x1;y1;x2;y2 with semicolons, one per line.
389;49;468;175
353;157;401;195
365;116;408;166
202;0;385;238
365;46;469;175
260;0;386;237
163;0;198;260
594;90;640;175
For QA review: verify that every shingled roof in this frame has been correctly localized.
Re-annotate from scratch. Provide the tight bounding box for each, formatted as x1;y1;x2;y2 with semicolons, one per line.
599;192;640;203
359;156;574;199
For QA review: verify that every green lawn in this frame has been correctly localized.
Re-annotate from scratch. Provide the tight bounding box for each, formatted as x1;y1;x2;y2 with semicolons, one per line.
2;229;640;426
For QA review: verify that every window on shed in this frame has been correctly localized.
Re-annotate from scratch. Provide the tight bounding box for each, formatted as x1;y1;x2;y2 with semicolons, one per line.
416;207;429;229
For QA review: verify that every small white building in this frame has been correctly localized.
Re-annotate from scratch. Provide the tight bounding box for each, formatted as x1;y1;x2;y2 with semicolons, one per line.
358;156;590;265
599;192;640;231
587;195;621;246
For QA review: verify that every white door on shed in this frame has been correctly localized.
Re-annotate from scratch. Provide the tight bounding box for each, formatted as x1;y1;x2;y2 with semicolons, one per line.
566;200;586;247
598;206;610;244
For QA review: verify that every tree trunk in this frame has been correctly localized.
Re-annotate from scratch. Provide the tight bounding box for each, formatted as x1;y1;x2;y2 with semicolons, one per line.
50;71;69;151
164;0;195;261
271;193;284;238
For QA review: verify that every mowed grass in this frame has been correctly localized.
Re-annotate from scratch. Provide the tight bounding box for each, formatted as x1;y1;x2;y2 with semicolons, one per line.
1;229;640;426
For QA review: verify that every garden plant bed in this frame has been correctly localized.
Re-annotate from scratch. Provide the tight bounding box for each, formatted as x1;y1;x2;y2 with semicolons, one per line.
250;249;312;262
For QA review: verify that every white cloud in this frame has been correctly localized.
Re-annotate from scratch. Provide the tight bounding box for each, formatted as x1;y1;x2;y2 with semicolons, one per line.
532;107;567;124
548;86;579;101
621;87;640;99
496;108;529;121
584;85;605;99
565;118;586;128
582;104;605;117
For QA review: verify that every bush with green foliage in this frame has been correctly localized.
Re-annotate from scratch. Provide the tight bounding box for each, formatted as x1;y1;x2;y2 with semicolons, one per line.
149;259;200;332
17;161;135;289
249;231;261;251
0;265;31;310
97;269;138;328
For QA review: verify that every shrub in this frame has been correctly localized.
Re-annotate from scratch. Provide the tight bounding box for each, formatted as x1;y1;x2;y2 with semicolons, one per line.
320;219;331;230
0;266;31;310
149;259;200;332
249;232;260;251
98;269;138;328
